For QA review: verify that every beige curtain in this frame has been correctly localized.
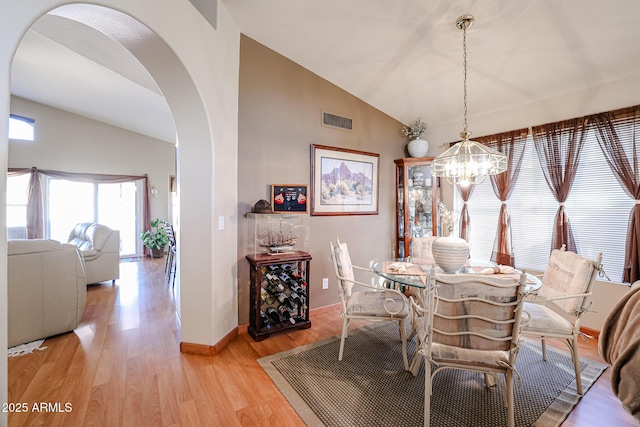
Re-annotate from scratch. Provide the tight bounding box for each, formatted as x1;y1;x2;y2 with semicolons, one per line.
589;106;640;283
531;118;589;254
8;167;151;241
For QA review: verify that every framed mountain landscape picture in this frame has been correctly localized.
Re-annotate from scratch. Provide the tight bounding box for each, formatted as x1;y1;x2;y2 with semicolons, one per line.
310;144;379;216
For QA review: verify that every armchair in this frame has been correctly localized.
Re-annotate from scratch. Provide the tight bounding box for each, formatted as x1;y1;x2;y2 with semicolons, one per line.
8;239;86;347
414;272;527;427
68;222;120;284
521;246;602;395
330;238;410;370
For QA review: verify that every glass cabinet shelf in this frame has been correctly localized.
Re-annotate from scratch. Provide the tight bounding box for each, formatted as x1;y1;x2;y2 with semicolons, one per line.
394;157;441;257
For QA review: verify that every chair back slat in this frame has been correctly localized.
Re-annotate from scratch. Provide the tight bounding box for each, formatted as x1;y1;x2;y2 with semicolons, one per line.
432;273;526;352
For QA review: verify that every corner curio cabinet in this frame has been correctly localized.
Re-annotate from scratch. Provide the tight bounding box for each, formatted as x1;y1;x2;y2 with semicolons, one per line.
394;157;441;258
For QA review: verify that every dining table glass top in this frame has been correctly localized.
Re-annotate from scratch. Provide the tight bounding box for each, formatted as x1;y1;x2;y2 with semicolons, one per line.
371;258;542;294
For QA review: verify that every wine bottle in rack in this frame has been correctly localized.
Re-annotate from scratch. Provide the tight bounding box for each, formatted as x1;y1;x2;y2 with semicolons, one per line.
292;273;308;293
278;304;296;324
265;273;285;292
260;310;271;330
289;291;304;309
289;282;305;296
265;306;281;326
283;293;297;310
260;288;268;302
280;272;295;288
266;283;282;297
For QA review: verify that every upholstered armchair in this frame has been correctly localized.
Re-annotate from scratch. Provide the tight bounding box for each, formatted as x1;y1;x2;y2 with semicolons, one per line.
8;239;86;347
522;246;602;395
68;222;120;284
330;238;410;370
414;272;528;427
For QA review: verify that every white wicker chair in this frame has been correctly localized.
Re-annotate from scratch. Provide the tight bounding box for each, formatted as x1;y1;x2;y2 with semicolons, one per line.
330;238;410;370
522;246;602;395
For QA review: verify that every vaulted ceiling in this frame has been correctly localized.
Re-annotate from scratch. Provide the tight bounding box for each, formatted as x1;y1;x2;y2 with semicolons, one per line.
10;1;640;144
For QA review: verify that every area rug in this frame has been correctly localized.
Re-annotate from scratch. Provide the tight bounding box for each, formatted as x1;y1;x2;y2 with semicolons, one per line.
7;339;47;357
258;323;606;427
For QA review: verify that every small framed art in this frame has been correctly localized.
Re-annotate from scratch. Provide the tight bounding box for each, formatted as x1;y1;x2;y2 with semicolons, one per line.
271;184;308;214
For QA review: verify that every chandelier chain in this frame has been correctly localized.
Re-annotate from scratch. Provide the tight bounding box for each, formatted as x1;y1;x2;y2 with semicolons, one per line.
462;21;468;134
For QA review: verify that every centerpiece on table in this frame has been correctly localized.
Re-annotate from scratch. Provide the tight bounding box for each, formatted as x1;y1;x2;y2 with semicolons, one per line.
401;117;429;158
431;202;470;273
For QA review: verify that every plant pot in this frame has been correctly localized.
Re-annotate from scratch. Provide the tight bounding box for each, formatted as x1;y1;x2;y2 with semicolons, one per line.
432;236;470;273
407;138;429;158
150;247;165;258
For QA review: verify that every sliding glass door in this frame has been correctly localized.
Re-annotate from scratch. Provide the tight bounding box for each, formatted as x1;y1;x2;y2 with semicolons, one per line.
45;178;141;256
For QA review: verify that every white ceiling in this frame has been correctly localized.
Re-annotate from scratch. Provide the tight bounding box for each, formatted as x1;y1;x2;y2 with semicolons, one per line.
10;1;640;144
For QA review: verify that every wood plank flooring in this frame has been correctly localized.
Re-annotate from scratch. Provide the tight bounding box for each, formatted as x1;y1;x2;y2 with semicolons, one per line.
8;257;638;426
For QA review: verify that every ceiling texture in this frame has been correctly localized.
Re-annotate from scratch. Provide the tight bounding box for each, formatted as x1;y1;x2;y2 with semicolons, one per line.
9;1;640;144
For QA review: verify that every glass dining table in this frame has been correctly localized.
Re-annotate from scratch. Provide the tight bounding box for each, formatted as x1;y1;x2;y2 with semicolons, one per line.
372;258;542;383
371;258;542;295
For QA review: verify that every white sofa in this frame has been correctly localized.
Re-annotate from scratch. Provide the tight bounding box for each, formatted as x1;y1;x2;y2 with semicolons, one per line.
8;239;86;347
68;222;120;284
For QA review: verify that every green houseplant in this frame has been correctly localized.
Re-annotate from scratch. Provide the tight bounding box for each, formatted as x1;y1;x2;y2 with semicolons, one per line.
141;218;169;258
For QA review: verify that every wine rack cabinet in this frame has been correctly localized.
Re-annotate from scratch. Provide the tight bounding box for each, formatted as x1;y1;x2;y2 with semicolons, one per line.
246;251;312;341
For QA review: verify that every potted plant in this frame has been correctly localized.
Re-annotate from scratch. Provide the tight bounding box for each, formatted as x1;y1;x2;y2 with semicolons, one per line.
141;218;169;258
401;117;429;157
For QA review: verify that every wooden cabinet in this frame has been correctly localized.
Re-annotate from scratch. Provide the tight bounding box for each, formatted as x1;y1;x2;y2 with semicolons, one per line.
394;157;441;258
246;251;312;341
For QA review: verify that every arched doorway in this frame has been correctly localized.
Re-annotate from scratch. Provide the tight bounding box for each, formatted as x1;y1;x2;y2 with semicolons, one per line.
1;1;240;414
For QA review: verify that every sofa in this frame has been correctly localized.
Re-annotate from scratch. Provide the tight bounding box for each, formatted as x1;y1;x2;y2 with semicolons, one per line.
8;239;86;347
68;222;120;284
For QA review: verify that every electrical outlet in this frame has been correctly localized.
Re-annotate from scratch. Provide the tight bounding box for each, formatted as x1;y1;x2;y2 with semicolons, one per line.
322;278;329;289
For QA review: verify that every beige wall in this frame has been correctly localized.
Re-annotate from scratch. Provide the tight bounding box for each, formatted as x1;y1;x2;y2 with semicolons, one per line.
237;35;639;332
237;36;409;324
9;96;175;223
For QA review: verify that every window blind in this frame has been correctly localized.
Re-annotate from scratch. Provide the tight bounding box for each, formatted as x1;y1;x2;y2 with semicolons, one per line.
456;109;637;282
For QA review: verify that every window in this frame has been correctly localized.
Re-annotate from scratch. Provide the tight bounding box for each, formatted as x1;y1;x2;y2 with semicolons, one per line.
456;127;635;283
8;114;35;141
44;178;142;256
6;174;30;239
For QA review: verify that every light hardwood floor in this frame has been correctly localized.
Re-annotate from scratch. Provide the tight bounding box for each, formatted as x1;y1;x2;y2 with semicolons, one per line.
8;257;638;426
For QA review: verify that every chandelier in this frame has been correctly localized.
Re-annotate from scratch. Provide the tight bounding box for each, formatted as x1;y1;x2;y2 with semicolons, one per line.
432;15;507;186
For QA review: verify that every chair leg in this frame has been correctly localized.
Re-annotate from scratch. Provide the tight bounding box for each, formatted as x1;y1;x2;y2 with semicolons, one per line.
424;360;432;427
166;250;174;282
399;318;409;371
171;259;177;288
506;370;515;427
541;338;547;361
410;351;421;376
338;317;349;361
570;336;583;395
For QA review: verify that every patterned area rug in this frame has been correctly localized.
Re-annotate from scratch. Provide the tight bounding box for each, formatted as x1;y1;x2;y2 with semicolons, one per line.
258;323;606;427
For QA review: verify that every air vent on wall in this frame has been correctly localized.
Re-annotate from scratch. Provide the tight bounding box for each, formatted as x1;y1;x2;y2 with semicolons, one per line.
322;111;353;131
